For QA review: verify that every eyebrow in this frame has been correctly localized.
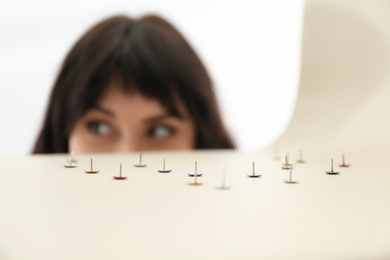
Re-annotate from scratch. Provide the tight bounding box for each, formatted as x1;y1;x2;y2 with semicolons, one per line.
92;105;185;122
143;114;185;124
92;105;115;117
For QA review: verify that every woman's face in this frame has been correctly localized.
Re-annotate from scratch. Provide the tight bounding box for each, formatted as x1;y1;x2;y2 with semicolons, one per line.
69;85;195;153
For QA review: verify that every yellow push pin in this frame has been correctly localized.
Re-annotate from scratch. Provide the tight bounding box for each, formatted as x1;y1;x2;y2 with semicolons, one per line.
296;150;306;163
85;158;99;174
64;152;76;168
339;154;350;167
281;155;293;170
188;162;202;185
326;159;340;175
216;170;230;190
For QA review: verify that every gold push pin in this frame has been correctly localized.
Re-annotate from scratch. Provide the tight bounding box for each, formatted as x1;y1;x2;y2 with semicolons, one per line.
158;158;172;173
281;155;293;169
188;162;202;186
113;163;127;180
273;148;281;160
284;167;298;184
188;161;203;177
326;159;340;175
64;152;76;168
134;153;146;167
216;169;230;190
296;150;306;163
248;161;261;178
339;154;350;167
85;158;99;174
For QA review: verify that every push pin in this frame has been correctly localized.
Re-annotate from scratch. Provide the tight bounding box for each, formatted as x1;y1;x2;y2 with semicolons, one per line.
158;158;172;173
67;151;78;163
188;161;203;177
85;158;99;174
216;170;230;190
188;166;202;186
326;159;340;175
134;153;146;167
273;148;281;160
64;153;76;168
296;150;306;163
339;154;350;167
284;167;298;184
248;161;261;178
281;155;293;170
113;163;127;180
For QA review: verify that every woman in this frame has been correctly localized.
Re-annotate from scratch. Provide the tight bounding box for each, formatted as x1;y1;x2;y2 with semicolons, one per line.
33;14;234;153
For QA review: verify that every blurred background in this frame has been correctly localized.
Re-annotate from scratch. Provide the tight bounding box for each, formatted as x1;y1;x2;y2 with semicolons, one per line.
0;0;304;156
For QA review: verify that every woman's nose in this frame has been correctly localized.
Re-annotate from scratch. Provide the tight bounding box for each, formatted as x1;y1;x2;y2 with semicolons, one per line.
117;134;144;152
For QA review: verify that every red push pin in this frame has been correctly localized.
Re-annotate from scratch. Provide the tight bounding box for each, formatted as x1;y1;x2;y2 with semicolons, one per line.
113;163;127;180
339;154;351;167
281;155;293;170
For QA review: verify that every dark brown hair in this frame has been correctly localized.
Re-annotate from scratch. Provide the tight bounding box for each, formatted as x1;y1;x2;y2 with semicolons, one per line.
33;14;235;153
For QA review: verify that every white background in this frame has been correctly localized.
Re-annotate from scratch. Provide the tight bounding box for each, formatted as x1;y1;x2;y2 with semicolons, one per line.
0;0;304;156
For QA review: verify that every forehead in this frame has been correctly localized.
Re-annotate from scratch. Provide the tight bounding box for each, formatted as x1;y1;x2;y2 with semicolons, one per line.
97;84;189;119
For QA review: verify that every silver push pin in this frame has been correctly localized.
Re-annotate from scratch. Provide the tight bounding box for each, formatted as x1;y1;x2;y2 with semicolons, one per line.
188;161;203;177
247;161;261;178
134;153;147;167
296;150;306;163
158;158;172;173
188;162;203;186
85;158;99;174
67;151;78;163
284;167;298;184
216;169;230;190
64;152;76;168
326;159;340;175
113;163;127;180
339;154;350;167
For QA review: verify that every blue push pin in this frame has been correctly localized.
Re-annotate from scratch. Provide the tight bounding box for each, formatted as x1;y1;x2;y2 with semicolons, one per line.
188;161;203;177
158;158;172;173
134;153;147;167
248;161;261;178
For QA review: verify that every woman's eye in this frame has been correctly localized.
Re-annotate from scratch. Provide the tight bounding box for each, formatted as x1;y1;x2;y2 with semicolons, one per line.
149;125;173;139
87;122;111;136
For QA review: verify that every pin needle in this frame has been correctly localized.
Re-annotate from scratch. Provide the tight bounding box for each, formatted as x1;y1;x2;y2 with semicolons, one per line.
248;161;261;178
188;162;202;186
326;159;340;175
158;158;172;173
284;167;298;184
216;170;230;190
282;155;293;170
113;163;127;180
339;154;350;167
85;158;99;174
64;153;76;168
273;148;281;160
188;161;203;177
296;150;306;163
133;153;147;167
